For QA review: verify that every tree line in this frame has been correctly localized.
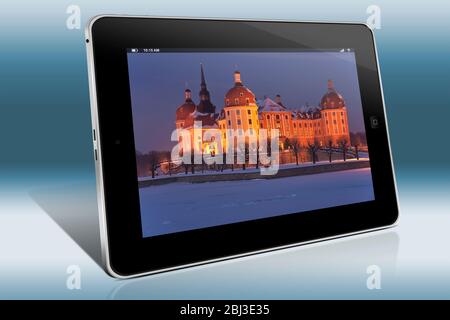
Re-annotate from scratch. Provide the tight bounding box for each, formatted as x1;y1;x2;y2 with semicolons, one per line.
136;132;366;178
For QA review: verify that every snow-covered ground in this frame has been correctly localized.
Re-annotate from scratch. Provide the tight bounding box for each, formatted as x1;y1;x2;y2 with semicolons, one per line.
139;167;375;237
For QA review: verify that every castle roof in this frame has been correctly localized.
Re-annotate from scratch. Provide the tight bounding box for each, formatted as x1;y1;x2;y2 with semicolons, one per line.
224;71;256;107
176;89;196;121
320;79;346;109
258;97;288;112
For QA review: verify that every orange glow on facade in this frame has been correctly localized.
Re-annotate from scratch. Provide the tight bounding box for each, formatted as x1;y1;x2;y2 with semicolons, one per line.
175;66;351;156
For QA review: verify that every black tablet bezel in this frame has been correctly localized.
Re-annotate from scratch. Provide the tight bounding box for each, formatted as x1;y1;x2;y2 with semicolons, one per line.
87;16;398;277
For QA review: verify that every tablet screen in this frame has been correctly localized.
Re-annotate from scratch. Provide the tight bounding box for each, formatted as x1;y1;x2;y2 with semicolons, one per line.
127;49;375;238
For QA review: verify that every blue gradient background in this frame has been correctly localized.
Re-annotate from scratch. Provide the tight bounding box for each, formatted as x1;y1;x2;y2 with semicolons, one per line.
0;0;449;299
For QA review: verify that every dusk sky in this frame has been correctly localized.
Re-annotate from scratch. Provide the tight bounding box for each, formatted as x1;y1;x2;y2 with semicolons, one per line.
127;51;366;153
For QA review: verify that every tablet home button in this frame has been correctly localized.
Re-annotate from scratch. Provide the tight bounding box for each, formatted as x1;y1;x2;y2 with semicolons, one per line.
370;116;380;129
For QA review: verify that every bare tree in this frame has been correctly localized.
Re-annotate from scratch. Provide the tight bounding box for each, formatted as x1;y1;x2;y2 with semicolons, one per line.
178;146;189;175
350;131;367;147
326;140;333;163
283;138;291;151
236;140;248;170
289;139;301;165
256;139;260;169
266;136;272;158
221;150;226;172
247;140;259;170
339;139;349;161
242;142;249;170
147;151;161;178
160;151;171;176
190;147;195;174
307;140;320;164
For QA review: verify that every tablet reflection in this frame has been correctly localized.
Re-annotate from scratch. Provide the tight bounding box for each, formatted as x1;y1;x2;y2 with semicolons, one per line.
28;181;398;299
109;230;398;299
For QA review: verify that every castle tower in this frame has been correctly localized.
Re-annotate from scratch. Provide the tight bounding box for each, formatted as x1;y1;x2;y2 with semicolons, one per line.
175;88;196;130
196;64;215;114
220;70;260;151
319;79;350;145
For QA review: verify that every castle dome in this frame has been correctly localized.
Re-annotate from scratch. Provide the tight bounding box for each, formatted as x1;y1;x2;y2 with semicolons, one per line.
320;80;346;109
224;71;256;107
176;89;196;121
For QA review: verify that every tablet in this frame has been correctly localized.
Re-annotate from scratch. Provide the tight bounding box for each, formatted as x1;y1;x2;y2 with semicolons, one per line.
86;16;399;278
